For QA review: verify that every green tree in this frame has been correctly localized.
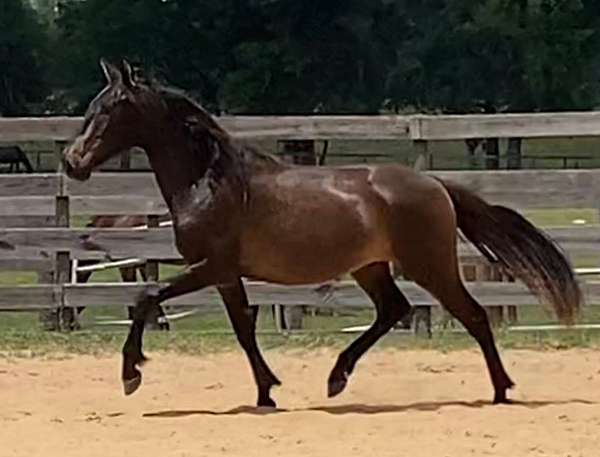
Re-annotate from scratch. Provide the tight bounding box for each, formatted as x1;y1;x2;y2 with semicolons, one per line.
52;0;243;112
0;0;49;115
52;0;392;114
219;0;389;113
385;0;599;113
49;0;600;116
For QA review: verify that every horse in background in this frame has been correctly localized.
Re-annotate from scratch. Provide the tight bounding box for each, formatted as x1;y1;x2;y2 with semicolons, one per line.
69;214;171;330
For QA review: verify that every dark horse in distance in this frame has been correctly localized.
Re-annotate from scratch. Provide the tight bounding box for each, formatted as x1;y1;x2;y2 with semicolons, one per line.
62;60;581;407
73;214;171;331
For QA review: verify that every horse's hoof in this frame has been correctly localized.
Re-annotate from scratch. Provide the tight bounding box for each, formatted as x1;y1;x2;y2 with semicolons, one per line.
492;390;514;404
257;396;277;408
493;395;513;405
493;379;515;404
327;375;348;398
123;375;142;396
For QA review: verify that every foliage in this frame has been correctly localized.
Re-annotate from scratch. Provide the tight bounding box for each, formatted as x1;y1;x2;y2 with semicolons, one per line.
384;0;599;113
14;0;600;114
0;0;49;115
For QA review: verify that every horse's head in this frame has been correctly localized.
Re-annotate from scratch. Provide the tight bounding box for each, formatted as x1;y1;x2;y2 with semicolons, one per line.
64;58;235;184
63;59;150;181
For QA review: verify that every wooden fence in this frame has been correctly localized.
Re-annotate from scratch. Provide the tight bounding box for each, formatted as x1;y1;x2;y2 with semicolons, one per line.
2;114;600;333
5;111;600;141
0;170;598;320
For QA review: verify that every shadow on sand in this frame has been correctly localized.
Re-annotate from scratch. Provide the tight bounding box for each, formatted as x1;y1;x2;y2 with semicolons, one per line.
143;398;596;418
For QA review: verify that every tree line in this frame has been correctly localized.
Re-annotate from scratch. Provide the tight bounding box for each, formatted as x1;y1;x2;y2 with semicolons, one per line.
3;0;600;116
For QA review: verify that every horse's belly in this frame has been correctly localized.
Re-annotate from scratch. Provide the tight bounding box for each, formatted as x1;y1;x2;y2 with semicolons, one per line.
239;213;392;284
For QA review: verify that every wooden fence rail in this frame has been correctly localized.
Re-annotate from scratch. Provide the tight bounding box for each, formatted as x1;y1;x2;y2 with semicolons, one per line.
0;225;599;262
2;279;598;312
1;169;600;217
4;112;600;142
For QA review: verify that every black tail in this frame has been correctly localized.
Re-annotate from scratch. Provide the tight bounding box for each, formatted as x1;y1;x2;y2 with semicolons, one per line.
439;179;581;324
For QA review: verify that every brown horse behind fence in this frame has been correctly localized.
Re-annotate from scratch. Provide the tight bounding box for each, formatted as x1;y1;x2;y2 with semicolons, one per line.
72;214;171;330
62;59;581;408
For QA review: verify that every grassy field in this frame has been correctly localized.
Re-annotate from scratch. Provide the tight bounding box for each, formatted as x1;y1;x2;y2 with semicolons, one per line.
2;317;600;360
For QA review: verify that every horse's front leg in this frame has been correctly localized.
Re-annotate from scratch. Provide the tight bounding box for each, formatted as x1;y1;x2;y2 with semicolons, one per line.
218;279;281;407
122;260;229;395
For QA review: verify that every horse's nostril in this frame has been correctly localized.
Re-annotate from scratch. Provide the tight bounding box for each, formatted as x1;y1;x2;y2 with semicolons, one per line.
62;155;80;177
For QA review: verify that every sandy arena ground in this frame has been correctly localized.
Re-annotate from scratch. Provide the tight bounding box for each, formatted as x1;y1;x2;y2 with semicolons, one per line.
1;348;599;457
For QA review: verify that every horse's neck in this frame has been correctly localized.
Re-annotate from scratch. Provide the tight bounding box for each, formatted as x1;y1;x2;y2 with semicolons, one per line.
143;128;283;213
144;142;206;212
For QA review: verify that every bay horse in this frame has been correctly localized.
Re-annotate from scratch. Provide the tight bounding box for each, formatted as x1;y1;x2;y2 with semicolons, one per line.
62;59;581;407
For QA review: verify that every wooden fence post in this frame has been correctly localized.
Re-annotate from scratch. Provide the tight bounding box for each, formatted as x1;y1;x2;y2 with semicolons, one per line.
40;141;68;330
38;269;59;331
462;258;504;328
120;149;132;170
502;269;518;324
53;140;66;171
506;138;522;170
479;261;503;327
55;194;74;331
458;261;477;329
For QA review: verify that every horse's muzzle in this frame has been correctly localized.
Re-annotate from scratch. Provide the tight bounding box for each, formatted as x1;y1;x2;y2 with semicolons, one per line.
62;151;91;181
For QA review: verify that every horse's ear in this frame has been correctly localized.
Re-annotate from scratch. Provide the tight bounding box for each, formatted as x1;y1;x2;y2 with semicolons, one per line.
100;58;121;86
121;59;137;89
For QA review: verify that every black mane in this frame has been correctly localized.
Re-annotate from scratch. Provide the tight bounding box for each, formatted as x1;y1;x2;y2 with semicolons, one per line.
140;82;281;204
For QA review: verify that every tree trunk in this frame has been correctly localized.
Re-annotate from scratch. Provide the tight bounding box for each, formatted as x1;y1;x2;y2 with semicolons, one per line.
506;137;522;169
281;139;317;165
465;138;482;169
484;138;500;169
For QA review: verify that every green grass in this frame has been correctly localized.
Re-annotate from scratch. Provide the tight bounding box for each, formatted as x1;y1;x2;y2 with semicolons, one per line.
3;297;600;357
523;208;599;227
2;324;600;359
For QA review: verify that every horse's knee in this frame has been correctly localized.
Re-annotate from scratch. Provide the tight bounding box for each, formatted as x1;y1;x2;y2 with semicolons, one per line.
131;286;161;321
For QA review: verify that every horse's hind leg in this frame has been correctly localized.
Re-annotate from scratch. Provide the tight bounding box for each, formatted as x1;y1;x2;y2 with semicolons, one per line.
423;273;514;403
328;262;411;397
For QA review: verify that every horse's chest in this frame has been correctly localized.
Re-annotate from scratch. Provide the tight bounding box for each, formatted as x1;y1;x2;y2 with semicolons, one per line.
171;182;238;260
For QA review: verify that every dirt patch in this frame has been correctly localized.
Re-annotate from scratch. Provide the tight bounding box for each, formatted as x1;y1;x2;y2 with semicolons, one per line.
1;348;599;457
